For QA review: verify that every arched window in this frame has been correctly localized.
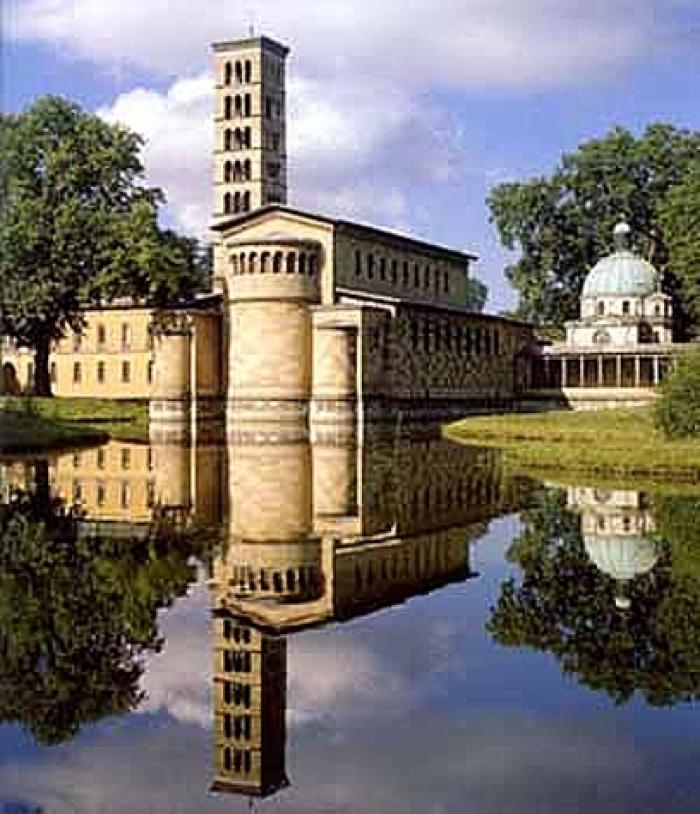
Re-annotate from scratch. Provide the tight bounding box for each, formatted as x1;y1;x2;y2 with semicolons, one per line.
299;253;307;274
233;161;242;182
654;303;661;316
597;301;605;316
242;191;251;211
443;270;450;293
244;159;251;180
224;61;232;85
223;192;232;214
244;127;252;148
249;253;258;273
234;95;243;116
622;300;631;315
424;265;430;290
231;256;239;275
235;61;243;83
355;249;362;276
233;191;241;213
273;252;283;273
403;261;409;287
286;253;296;274
244;60;252;83
224;95;232;119
261;252;270;273
367;253;374;279
224;160;232;183
391;259;398;283
244;94;252;117
414;263;420;288
239;253;246;273
308;254;317;275
379;257;386;281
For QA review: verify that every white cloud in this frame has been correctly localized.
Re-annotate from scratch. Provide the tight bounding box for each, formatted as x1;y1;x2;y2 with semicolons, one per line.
98;72;464;237
8;1;665;90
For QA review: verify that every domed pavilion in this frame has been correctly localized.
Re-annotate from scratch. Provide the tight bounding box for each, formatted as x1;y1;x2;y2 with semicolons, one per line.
535;222;678;406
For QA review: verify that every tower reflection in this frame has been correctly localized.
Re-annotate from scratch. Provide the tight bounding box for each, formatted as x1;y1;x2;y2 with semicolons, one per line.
208;422;531;802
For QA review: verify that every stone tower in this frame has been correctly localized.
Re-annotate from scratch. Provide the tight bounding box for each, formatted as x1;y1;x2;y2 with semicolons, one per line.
212;36;289;220
211;614;288;798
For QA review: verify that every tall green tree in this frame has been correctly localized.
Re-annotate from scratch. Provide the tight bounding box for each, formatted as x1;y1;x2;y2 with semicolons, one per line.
488;124;700;333
0;479;203;745
488;487;700;706
0;96;206;396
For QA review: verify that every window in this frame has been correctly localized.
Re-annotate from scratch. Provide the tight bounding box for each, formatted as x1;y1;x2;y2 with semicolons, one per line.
224;61;232;85
244;60;252;83
121;448;131;470
597;301;605;316
97;361;105;383
224;95;232;119
120;482;130;509
355;249;362;276
73;332;82;352
73;362;82;384
622;300;631;315
50;362;57;383
121;361;130;383
147;360;154;384
97;481;106;508
97;324;106;348
72;480;82;503
121;323;131;350
97;448;106;470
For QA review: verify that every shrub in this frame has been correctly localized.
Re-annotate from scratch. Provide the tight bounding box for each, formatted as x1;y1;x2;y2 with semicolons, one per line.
654;345;700;438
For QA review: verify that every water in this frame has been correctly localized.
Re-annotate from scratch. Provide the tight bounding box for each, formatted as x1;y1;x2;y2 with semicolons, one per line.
0;426;698;813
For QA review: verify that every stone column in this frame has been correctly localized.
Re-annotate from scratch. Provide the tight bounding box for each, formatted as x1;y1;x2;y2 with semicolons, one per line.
634;355;641;388
579;355;585;388
561;357;567;388
653;355;660;386
597;355;603;388
616;354;622;388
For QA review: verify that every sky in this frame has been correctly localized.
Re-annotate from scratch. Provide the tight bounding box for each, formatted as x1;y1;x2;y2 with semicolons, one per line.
3;0;699;311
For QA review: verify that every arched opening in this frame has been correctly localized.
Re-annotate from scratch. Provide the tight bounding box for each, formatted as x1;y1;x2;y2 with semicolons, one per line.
234;95;243;116
355;249;362;276
299;252;307;274
224;95;232;119
224;62;232;85
239;252;246;273
244;60;252;83
261;252;270;273
286;253;296;274
244;127;252;148
233;160;243;182
249;252;258;273
233;191;241;213
622;300;631;315
308;254;317;275
224;160;232;183
243;159;251;180
235;61;243;83
244;94;252;117
223;192;232;214
224;129;232;150
597;301;605;316
242;191;251;211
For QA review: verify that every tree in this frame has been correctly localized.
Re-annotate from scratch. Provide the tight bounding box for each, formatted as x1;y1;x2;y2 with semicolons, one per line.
654;344;700;438
465;276;488;312
488;487;700;706
0;96;206;396
0;481;202;745
488;125;700;332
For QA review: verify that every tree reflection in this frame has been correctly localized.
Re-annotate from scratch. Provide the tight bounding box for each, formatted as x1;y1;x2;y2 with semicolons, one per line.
488;487;700;706
0;481;203;745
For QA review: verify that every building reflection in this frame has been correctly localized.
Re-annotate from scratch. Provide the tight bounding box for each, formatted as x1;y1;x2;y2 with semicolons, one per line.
567;486;659;609
0;420;532;804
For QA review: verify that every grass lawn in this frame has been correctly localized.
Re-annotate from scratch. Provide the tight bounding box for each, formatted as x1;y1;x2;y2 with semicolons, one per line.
0;409;108;453
444;407;700;484
0;397;149;449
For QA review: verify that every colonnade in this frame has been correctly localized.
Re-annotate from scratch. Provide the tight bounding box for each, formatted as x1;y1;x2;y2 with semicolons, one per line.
534;352;673;390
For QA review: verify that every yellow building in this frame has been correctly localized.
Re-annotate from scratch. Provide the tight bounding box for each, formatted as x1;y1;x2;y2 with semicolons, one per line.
2;306;154;399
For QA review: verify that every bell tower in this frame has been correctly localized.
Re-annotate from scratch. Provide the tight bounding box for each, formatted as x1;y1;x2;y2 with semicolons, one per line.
212;35;289;220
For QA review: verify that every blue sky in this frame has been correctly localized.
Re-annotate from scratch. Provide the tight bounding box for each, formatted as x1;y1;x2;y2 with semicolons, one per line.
4;0;699;311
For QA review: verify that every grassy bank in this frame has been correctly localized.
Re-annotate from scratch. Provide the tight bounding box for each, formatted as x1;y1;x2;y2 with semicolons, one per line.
0;397;149;450
0;409;108;453
444;407;700;483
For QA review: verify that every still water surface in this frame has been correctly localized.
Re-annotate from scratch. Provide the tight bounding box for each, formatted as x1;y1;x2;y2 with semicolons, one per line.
0;426;698;813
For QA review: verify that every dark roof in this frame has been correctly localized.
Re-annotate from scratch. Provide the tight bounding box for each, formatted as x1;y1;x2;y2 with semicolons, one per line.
212;204;477;263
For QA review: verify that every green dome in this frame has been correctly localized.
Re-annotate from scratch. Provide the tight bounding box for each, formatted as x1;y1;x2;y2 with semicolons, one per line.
584;535;658;581
581;223;660;298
